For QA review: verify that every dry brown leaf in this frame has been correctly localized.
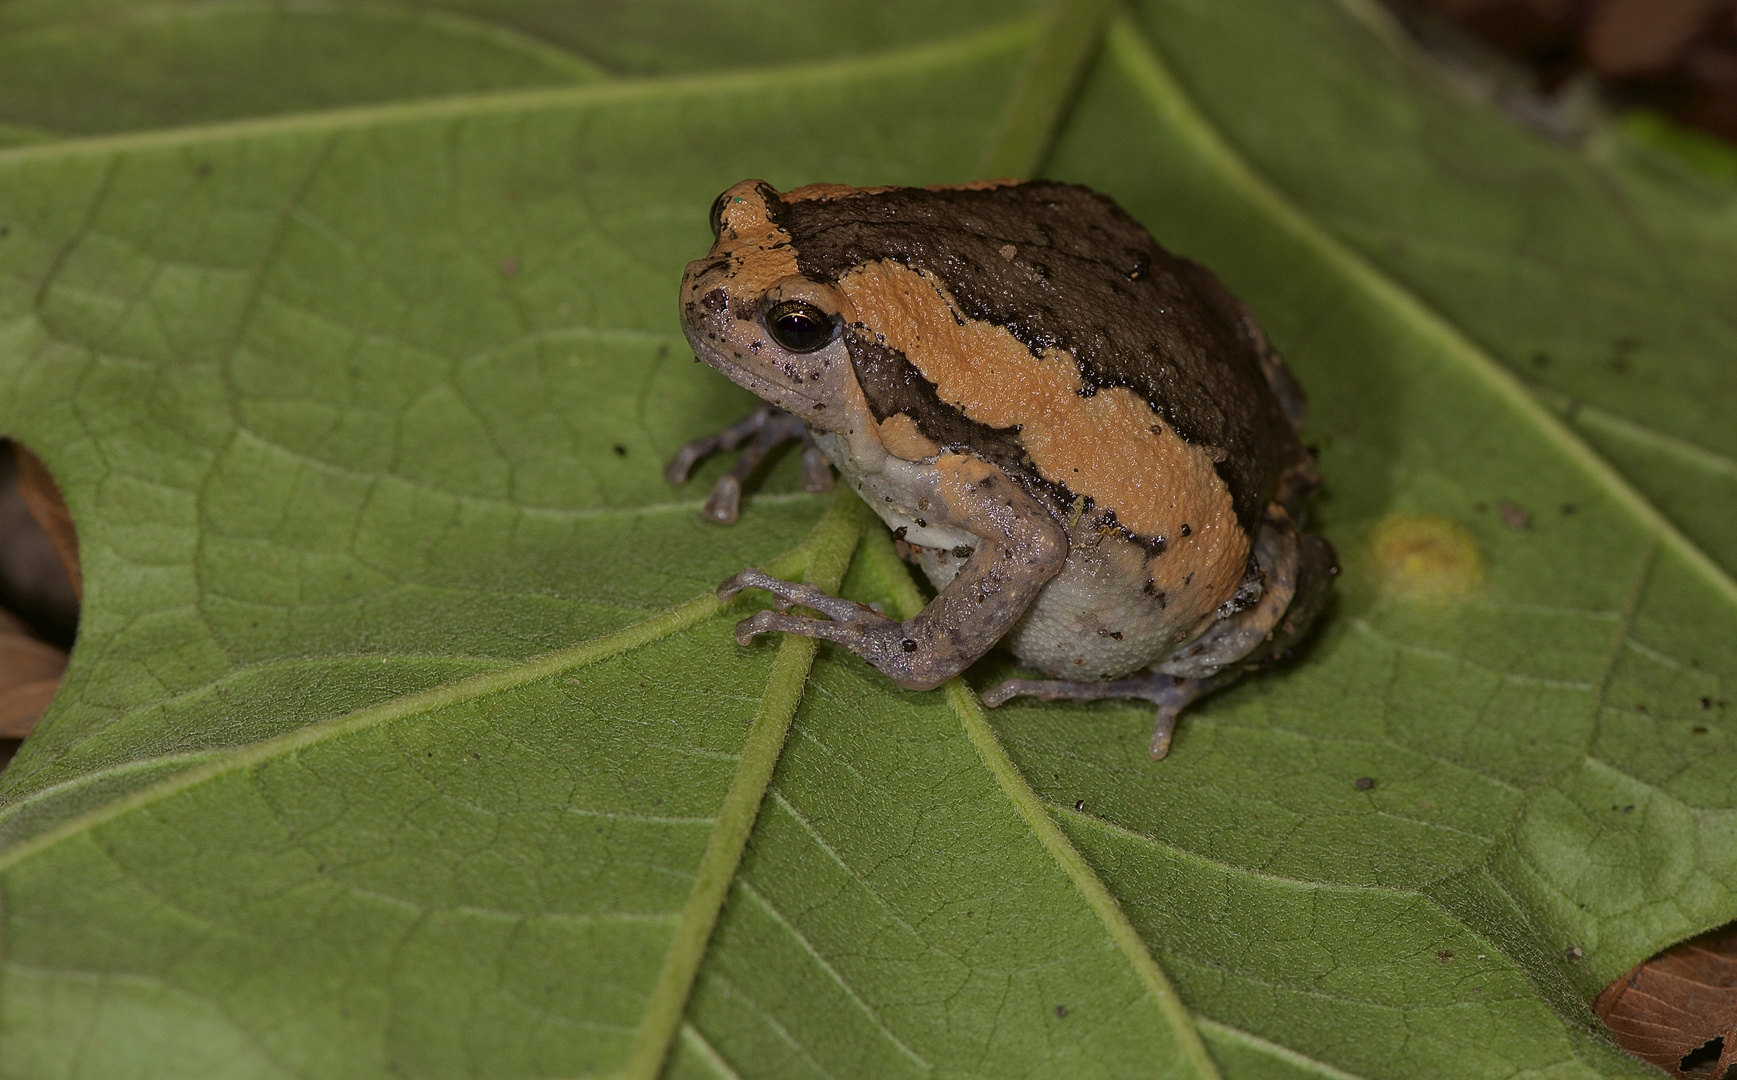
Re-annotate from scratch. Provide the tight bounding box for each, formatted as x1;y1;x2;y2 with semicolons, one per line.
0;607;65;739
1596;922;1737;1079
12;443;81;601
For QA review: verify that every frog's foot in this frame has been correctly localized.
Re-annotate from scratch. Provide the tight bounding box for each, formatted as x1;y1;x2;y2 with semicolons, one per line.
718;568;880;623
665;404;832;524
720;566;919;662
981;672;1212;760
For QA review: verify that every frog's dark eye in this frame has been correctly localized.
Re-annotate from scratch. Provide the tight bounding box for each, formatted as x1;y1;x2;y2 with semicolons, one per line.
709;191;732;237
765;300;836;353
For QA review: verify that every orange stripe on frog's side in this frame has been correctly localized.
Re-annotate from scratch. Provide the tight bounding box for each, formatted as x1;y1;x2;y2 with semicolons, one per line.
877;413;941;461
837;258;1249;614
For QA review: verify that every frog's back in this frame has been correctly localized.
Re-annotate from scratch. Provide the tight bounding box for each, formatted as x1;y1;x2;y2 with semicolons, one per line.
765;181;1310;541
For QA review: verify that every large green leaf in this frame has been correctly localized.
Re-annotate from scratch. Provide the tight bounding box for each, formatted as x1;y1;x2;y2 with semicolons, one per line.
0;1;1731;1077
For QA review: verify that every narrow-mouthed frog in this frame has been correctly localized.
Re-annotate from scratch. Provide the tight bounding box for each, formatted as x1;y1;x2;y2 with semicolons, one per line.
667;179;1336;758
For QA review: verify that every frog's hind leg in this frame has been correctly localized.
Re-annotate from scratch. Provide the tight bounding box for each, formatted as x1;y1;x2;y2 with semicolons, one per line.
984;506;1331;761
666;404;834;523
981;671;1220;760
1158;506;1300;681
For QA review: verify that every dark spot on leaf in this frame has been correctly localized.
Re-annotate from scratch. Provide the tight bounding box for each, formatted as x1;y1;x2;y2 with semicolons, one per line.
1609;336;1639;375
1074;800;1085;811
1703;698;1714;710
470;752;480;760
1437;950;1454;963
1561;503;1577;515
501;256;519;276
1054;1005;1069;1018
1354;777;1375;791
1496;500;1531;530
612;444;627;457
195;162;212;178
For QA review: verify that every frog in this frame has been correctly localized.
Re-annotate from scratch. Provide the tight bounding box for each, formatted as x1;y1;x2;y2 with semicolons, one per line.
666;179;1336;759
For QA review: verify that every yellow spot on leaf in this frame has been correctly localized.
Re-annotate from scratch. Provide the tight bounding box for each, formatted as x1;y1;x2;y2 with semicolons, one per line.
1368;512;1483;604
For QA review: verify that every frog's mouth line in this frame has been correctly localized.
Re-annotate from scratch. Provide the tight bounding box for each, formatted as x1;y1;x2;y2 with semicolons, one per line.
683;330;827;418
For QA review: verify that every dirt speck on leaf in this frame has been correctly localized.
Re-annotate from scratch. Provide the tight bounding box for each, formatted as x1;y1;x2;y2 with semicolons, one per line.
1496;499;1531;530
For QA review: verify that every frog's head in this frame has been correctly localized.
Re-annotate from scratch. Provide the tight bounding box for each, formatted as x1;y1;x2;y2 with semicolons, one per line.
679;180;859;432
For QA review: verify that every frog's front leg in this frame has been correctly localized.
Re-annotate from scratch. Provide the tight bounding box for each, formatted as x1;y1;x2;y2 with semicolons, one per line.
666;403;834;524
722;454;1067;691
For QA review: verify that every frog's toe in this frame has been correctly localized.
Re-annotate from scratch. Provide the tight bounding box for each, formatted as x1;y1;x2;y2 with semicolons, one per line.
731;607;901;651
799;444;835;493
717;568;877;621
979;671;1213;760
701;476;742;524
982;678;1109;707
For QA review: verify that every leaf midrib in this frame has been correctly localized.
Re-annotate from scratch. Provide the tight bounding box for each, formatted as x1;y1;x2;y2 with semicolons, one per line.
853;529;1225;1078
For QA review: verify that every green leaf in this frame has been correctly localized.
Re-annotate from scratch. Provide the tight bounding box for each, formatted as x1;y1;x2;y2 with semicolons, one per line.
1116;0;1737;580
0;1;1732;1077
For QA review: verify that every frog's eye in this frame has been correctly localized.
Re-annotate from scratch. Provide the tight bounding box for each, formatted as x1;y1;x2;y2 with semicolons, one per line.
765;300;836;352
709;191;732;238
